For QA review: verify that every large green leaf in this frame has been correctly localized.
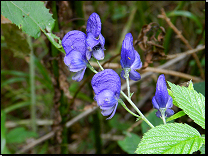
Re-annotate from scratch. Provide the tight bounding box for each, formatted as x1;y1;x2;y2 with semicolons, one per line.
1;1;65;53
135;123;205;154
1;1;54;38
167;81;205;129
118;133;141;154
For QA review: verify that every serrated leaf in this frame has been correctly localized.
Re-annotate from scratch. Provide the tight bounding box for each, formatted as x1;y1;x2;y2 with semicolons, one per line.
135;123;204;154
199;144;205;154
118;133;141;154
1;1;65;53
166;111;186;122
1;1;54;38
167;81;205;129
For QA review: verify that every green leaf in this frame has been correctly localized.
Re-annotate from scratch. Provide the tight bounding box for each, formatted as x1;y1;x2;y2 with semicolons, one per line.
118;133;141;154
199;144;205;154
1;1;54;38
1;77;26;88
6;127;38;143
166;110;186;122
1;1;64;53
1;70;29;77
167;81;205;129
135;123;205;154
167;10;202;29
3;101;30;114
1;111;6;154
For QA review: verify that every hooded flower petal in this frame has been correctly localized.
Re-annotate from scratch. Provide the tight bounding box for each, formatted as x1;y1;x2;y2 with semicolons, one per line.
120;33;135;68
86;13;105;60
86;12;101;38
62;30;88;82
91;69;121;120
131;50;142;70
91;69;121;96
62;30;87;56
155;74;169;108
152;74;174;118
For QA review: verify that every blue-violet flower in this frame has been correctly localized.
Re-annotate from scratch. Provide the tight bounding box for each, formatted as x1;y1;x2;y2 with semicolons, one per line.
152;74;174;118
86;12;105;61
91;69;121;120
62;30;88;82
120;33;142;81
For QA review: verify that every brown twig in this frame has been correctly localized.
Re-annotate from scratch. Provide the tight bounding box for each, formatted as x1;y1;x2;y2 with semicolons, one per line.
158;8;205;79
143;67;202;82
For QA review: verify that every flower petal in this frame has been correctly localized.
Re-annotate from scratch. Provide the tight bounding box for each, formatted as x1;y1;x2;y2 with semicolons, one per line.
64;50;87;72
155;74;169;108
165;108;174;117
86;12;101;38
120;70;125;80
95;90;117;108
129;70;141;81
92;47;104;60
91;69;121;95
131;50;142;70
155;110;162;118
152;96;160;110
62;30;86;55
166;95;173;109
106;103;118;120
120;33;135;68
72;67;86;82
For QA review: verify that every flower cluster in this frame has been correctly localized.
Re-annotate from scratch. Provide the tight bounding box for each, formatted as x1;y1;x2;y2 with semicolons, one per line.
152;74;174;118
120;33;142;81
62;12;174;120
62;13;105;81
91;69;121;120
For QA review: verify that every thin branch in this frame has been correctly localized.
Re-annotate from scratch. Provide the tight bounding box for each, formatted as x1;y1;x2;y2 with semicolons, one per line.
158;8;205;79
143;67;202;82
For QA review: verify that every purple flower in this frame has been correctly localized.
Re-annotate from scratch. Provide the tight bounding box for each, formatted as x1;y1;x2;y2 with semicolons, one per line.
152;74;174;118
62;30;88;82
120;33;142;81
86;12;105;61
91;69;121;120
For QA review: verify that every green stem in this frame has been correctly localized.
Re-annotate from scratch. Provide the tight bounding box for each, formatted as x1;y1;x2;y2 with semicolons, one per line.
124;68;131;98
87;63;98;74
27;35;36;133
120;90;154;128
160;108;167;125
96;60;104;71
118;99;140;118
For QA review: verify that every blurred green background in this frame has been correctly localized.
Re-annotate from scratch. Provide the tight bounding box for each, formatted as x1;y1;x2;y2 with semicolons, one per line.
1;1;205;154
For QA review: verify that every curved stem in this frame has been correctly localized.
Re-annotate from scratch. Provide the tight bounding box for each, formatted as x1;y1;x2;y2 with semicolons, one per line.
120;90;154;128
118;99;140;118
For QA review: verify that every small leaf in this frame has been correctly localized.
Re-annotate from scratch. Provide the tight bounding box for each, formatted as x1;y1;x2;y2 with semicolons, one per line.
118;132;141;154
166;110;186;122
6;127;38;143
167;81;205;129
135;123;204;154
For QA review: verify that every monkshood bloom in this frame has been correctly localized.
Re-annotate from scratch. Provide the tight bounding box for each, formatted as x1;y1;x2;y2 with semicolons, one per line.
91;69;121;120
152;74;174;118
86;12;105;60
120;33;142;81
62;30;88;82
